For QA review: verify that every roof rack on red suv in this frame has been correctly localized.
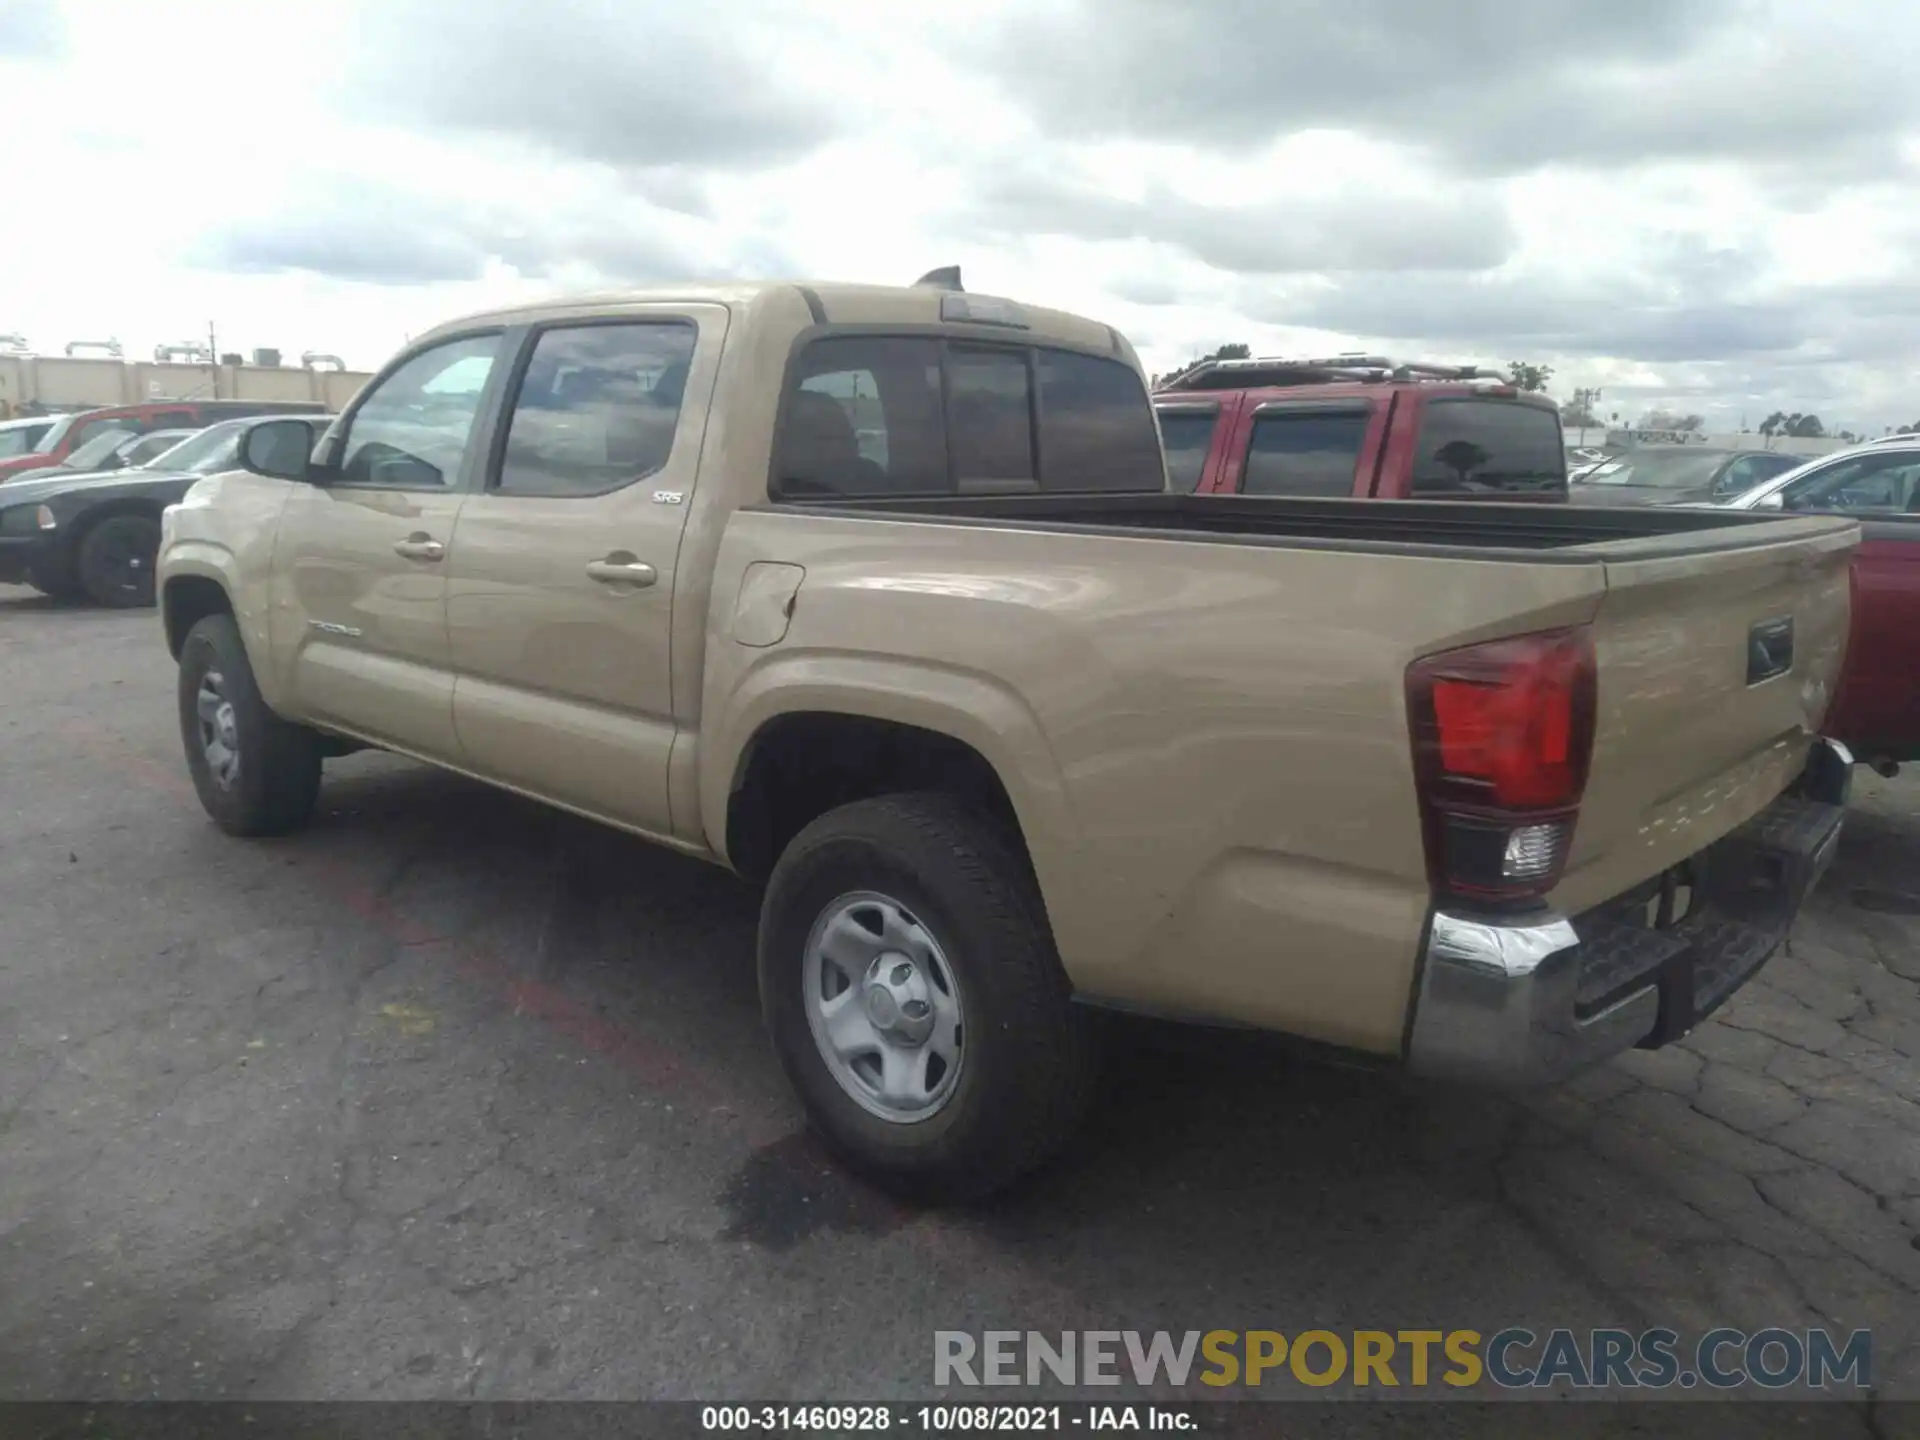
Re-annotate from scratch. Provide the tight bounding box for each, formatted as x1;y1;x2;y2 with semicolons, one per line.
1155;353;1513;394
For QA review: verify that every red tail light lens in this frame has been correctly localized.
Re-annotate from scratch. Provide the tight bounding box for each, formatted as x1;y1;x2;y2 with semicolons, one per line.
1408;627;1597;906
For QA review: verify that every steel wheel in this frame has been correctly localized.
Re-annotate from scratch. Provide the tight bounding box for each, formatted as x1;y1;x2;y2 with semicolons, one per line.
95;530;143;594
77;514;161;607
195;670;241;789
802;890;965;1123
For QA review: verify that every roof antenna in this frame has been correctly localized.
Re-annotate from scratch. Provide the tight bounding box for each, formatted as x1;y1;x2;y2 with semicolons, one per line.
913;265;963;291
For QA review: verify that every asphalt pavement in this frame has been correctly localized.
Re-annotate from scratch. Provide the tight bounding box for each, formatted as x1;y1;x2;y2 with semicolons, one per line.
2;585;1917;1434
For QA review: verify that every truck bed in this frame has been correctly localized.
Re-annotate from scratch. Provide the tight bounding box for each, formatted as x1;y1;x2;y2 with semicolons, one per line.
775;491;1847;560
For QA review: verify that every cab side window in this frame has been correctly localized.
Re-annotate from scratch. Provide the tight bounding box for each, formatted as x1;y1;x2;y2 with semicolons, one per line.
336;334;503;490
495;322;698;497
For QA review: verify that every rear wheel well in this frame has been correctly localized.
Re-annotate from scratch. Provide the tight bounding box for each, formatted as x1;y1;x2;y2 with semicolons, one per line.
163;575;233;658
726;713;1027;886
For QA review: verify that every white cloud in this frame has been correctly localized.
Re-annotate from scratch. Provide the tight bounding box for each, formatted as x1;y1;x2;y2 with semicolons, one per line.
1;0;1917;431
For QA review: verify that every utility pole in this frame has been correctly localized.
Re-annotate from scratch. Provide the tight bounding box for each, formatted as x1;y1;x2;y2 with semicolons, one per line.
208;320;219;398
1571;386;1602;446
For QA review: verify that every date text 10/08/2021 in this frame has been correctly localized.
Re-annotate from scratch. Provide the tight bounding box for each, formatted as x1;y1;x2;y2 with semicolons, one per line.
703;1407;1193;1432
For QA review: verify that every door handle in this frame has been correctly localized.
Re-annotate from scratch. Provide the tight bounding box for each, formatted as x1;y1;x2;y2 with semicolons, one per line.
393;534;445;561
586;557;658;588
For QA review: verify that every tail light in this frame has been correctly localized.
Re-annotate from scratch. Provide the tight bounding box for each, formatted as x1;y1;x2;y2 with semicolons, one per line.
1407;627;1597;909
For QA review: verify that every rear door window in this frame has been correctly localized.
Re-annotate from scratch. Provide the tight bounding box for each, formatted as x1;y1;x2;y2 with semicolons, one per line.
1155;408;1218;492
1411;399;1565;496
778;337;947;497
1242;409;1367;497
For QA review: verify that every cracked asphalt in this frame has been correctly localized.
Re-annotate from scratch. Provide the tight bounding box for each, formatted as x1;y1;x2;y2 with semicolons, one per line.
2;585;1918;1433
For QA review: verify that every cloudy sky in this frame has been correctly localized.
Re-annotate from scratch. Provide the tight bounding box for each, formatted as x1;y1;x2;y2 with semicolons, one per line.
3;0;1918;430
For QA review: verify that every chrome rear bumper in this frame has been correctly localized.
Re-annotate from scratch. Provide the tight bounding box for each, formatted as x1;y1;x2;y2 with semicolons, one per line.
1406;741;1848;1086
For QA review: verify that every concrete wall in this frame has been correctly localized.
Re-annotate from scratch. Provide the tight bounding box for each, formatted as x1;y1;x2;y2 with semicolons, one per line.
0;356;375;417
1596;427;1849;458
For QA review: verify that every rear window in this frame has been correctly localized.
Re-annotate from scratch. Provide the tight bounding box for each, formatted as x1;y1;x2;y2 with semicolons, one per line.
1410;399;1565;496
774;336;1163;498
1155;408;1217;492
949;345;1037;491
1243;409;1367;497
1034;349;1164;492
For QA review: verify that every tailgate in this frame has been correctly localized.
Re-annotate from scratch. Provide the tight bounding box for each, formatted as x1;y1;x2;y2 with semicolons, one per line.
1552;516;1858;914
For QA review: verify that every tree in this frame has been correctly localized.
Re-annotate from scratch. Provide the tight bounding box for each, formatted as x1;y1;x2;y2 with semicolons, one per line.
1434;439;1492;489
1638;409;1704;433
1561;387;1601;429
1505;361;1552;393
1761;410;1828;439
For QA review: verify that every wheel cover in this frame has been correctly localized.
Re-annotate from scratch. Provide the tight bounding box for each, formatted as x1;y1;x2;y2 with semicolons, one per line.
194;670;241;789
802;890;966;1123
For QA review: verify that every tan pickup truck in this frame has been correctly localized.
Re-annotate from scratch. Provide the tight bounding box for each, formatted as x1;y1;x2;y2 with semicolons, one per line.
157;277;1857;1199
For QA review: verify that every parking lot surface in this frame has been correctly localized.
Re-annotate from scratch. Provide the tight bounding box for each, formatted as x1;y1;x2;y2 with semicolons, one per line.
2;586;1917;1432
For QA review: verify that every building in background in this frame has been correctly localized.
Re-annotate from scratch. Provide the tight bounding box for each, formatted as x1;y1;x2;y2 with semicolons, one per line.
0;344;371;419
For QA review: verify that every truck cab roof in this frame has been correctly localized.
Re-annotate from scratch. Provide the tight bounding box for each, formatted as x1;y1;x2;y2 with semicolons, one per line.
420;280;1135;367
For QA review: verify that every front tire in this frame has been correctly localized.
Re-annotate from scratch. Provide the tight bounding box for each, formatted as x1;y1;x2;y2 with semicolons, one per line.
26;564;81;601
758;792;1098;1201
177;613;322;836
77;514;162;608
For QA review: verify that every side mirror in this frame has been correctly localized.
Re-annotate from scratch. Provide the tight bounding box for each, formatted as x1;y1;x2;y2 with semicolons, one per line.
1754;491;1786;511
240;419;319;482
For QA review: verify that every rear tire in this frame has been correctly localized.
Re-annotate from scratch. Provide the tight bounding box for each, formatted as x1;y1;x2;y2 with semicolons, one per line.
177;613;322;836
77;514;161;608
758;792;1099;1202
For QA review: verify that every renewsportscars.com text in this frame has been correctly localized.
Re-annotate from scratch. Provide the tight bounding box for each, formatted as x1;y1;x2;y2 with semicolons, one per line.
935;1328;1871;1391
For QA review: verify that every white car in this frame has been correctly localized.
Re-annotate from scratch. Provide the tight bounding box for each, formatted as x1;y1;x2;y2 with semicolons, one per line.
1710;438;1920;514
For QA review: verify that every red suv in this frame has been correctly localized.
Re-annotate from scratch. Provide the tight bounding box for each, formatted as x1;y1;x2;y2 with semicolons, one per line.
1153;355;1567;500
0;398;330;483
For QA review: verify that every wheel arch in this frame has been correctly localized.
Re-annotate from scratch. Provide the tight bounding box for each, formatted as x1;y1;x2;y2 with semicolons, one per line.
161;568;237;658
709;662;1084;953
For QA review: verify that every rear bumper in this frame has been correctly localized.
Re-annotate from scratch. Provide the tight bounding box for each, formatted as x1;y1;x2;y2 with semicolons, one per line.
1406;740;1848;1086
